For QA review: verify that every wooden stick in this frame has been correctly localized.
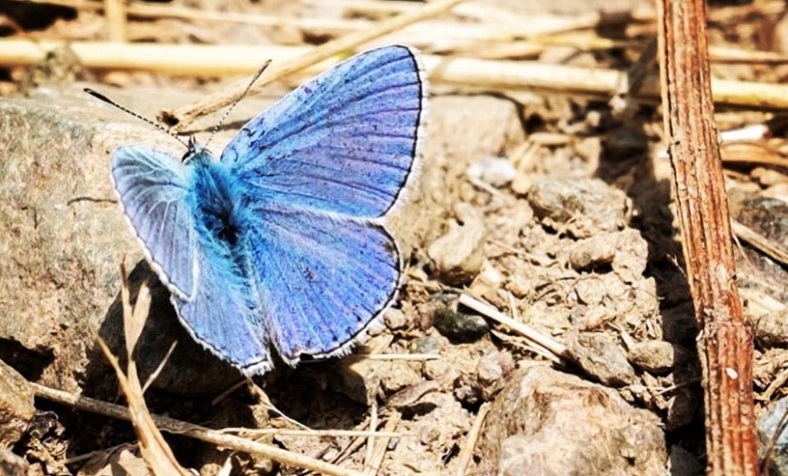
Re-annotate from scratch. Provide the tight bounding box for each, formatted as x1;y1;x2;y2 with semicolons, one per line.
158;0;468;130
0;41;311;75
656;0;758;473
2;40;786;112
102;0;126;42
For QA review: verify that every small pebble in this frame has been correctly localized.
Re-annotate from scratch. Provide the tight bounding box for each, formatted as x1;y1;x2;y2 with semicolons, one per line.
411;335;445;354
758;395;788;473
466;156;517;187
477;350;515;400
433;308;490;343
384;308;408;330
567;332;636;387
627;341;691;375
527;178;630;239
427;203;486;285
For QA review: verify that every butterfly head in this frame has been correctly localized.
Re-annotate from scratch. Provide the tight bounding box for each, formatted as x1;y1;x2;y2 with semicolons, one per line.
182;136;214;165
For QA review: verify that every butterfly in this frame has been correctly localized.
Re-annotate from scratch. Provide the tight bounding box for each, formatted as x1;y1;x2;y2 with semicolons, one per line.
110;45;428;376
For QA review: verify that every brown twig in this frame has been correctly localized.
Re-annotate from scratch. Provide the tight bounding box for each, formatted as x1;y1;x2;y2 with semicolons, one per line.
656;0;758;474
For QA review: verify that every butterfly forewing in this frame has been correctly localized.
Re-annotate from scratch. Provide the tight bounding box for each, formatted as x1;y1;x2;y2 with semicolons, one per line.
111;146;198;300
220;45;427;219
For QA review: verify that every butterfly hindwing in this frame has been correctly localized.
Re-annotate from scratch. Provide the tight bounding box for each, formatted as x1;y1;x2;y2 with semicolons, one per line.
220;45;427;218
111;146;197;300
171;233;271;375
242;203;400;364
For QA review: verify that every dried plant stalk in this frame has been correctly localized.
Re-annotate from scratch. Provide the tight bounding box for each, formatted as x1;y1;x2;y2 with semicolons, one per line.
656;0;758;474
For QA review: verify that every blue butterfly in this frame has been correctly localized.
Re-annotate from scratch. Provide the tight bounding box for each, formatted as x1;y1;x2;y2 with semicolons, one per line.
110;45;428;375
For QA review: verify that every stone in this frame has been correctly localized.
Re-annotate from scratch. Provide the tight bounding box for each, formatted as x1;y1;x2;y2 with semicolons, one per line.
427;202;487;285
627;341;692;375
567;332;636;386
759;396;788;475
527;178;630;239
0;84;271;393
0;360;35;448
475;366;666;475
466;156;516;187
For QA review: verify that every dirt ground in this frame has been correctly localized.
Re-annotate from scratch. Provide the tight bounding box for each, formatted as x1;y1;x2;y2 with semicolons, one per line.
1;0;788;475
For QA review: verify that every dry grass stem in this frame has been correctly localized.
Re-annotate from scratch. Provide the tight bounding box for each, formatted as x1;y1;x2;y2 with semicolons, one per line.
32;381;370;476
28;0;374;33
454;402;490;476
458;293;571;363
101;268;191;475
2;40;786;112
731;219;788;266
102;0;126;42
366;412;400;475
158;0;467;130
364;401;378;472
225;428;402;438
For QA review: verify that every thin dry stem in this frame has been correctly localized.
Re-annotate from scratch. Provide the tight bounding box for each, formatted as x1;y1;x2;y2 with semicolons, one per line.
1;41;786;111
158;0;468;130
454;402;490;476
458;293;571;362
32;383;369;476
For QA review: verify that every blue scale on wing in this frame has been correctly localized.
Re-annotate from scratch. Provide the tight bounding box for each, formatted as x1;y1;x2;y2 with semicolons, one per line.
111;146;197;300
241;204;400;364
220;46;424;219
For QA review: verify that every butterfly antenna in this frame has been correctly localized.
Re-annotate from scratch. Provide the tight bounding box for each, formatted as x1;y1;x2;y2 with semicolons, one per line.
84;88;190;148
204;59;272;150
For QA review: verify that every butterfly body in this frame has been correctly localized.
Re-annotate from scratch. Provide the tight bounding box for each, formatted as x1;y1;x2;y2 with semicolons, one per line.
110;45;427;375
184;148;240;243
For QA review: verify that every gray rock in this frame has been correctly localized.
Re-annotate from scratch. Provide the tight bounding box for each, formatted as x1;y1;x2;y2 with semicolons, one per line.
527;178;630;239
568;331;637;386
0;84;265;394
0;360;34;448
427;202;487;285
627;341;692;375
475;365;666;475
758;395;788;475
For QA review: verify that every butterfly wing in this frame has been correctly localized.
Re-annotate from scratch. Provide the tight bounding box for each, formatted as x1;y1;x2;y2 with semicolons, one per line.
223;46;427;363
220;45;427;218
111;146;197;300
171;236;271;375
243;204;399;364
